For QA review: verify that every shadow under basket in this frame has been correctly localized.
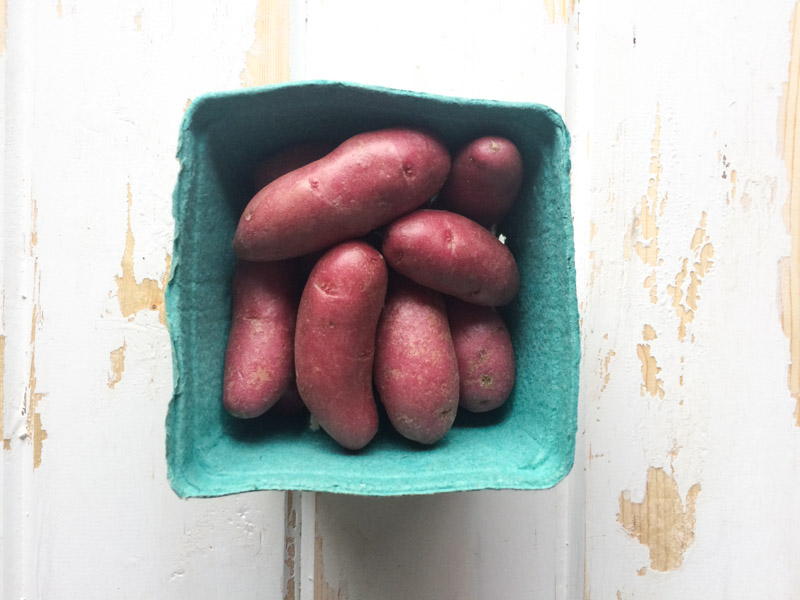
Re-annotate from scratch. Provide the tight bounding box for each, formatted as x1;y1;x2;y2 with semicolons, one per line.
166;80;579;497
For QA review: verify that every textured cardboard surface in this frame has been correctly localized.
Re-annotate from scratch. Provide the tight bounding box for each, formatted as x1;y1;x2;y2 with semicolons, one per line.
166;81;578;497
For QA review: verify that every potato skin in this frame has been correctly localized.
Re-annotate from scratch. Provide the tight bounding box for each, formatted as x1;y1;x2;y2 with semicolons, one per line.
234;128;451;261
374;276;459;444
382;209;519;306
252;140;337;192
440;136;523;227
295;242;387;450
447;299;515;413
223;260;300;418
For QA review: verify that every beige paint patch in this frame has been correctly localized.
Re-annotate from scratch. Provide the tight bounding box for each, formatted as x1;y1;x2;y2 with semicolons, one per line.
600;349;616;393
618;467;701;571
667;212;714;341
632;111;664;268
56;0;62;17
241;0;290;87
780;2;800;425
637;567;647;576
637;344;664;399
107;342;127;389
643;324;657;341
543;0;576;23
643;273;657;303
133;9;142;31
116;184;171;325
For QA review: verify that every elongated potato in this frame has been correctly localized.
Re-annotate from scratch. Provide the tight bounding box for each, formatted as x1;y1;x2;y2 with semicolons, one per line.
223;260;300;418
253;140;337;192
440;136;523;227
234;128;451;261
295;241;387;450
447;298;515;412
374;276;459;444
382;209;519;306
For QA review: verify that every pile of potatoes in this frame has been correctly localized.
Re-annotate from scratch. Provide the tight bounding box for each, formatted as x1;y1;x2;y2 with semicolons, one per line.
223;127;523;450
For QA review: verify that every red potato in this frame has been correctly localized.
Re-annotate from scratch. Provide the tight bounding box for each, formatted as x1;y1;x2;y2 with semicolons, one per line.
234;128;451;261
440;136;523;227
382;209;519;306
295;241;388;450
223;260;300;418
374;276;459;444
252;140;337;192
447;299;515;413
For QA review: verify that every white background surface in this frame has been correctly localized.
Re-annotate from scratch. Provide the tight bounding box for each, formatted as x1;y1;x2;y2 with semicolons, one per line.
2;1;800;598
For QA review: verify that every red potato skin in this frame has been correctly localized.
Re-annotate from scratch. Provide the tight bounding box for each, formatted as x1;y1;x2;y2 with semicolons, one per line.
382;209;520;306
234;128;451;261
223;260;300;418
374;276;459;444
447;299;515;413
252;141;338;192
440;136;523;228
295;242;387;450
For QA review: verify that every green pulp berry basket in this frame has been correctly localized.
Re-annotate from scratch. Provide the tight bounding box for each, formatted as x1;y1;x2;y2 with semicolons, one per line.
166;80;578;497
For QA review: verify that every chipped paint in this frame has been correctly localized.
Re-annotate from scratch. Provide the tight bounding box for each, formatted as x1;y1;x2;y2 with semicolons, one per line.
107;341;127;389
543;0;576;24
26;272;47;469
632;112;664;268
600;349;616;393
283;492;298;600
636;344;664;399
618;467;701;571
241;0;290;87
643;324;657;341
26;197;47;468
115;184;171;324
643;273;657;303
637;567;647;576
781;2;800;424
314;536;344;600
667;213;715;341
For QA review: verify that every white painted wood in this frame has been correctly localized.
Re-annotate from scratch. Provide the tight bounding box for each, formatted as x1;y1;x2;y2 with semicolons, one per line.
2;2;288;598
578;1;800;598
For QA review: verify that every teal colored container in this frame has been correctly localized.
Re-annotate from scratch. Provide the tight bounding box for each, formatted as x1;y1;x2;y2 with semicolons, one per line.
166;81;578;497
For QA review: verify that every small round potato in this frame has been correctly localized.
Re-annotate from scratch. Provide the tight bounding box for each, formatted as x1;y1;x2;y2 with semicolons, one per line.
448;298;515;413
440;136;523;228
